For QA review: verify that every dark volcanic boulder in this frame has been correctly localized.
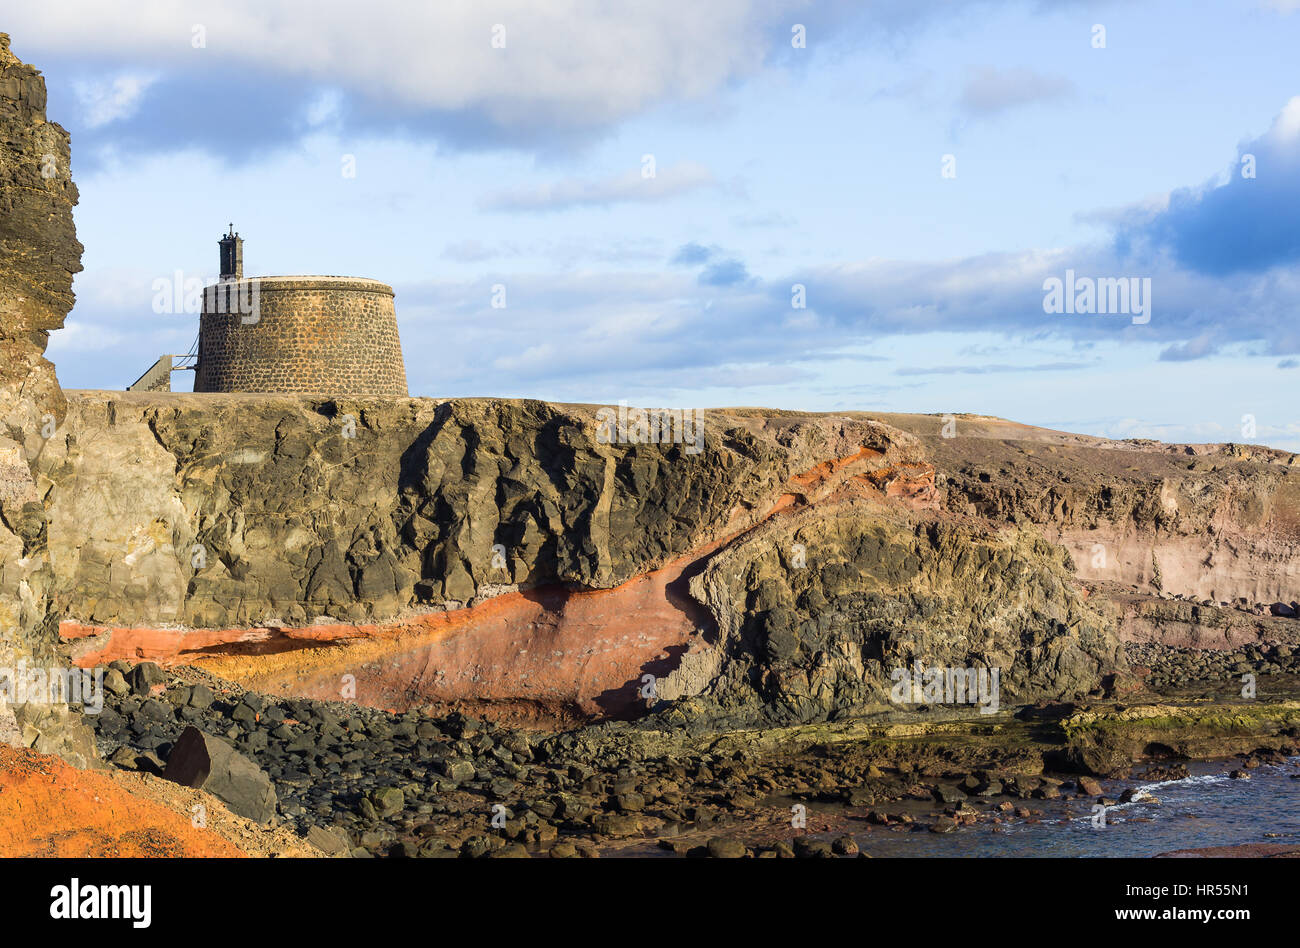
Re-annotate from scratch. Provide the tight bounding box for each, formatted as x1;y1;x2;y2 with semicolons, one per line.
164;725;277;823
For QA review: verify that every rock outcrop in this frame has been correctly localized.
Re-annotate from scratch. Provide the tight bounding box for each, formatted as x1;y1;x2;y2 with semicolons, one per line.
28;391;1298;732
1061;700;1300;776
902;413;1300;607
37;394;1173;727
661;508;1122;730
0;33;81;443
0;33;94;764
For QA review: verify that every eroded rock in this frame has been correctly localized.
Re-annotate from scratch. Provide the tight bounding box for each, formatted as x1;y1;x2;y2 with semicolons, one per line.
0;32;95;766
164;725;277;823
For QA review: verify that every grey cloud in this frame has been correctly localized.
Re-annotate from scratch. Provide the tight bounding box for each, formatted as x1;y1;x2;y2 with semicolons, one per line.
479;162;716;213
959;66;1074;116
1114;98;1300;276
1158;334;1219;362
699;259;751;287
896;361;1092;376
671;242;714;265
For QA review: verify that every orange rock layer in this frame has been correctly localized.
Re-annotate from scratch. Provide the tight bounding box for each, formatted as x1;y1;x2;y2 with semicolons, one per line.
58;452;936;726
62;551;707;726
0;745;246;857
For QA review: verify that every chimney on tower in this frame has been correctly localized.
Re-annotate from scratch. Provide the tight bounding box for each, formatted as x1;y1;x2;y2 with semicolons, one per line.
219;225;243;280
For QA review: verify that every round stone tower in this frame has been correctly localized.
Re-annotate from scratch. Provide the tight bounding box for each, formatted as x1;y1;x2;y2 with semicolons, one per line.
194;228;408;395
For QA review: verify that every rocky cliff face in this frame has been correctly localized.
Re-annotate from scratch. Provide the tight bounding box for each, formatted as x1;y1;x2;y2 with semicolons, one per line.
661;508;1122;730
904;414;1300;607
39;395;922;627
40;393;1178;727
0;34;81;442
31;392;1300;732
0;33;96;765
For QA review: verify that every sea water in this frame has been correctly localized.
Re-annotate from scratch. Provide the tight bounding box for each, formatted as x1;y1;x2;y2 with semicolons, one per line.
851;758;1300;858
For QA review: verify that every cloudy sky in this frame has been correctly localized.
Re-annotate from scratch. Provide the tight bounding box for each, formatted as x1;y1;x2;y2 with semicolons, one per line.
10;0;1300;449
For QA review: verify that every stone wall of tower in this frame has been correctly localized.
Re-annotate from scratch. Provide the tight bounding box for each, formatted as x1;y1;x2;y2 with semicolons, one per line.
194;277;408;395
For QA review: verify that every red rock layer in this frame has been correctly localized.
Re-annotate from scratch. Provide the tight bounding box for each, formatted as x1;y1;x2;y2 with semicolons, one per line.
58;449;933;726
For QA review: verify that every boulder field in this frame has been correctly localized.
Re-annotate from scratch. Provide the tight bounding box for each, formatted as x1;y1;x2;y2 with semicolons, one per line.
80;656;1300;858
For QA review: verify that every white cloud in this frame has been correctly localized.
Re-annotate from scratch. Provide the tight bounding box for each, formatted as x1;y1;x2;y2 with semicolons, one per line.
1266;95;1300;144
10;1;798;134
46;320;125;353
72;73;157;128
303;89;344;128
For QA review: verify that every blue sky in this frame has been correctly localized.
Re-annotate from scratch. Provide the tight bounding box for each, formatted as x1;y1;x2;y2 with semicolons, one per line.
11;0;1300;449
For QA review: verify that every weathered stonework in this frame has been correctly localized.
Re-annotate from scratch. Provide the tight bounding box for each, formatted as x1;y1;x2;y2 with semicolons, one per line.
195;277;407;395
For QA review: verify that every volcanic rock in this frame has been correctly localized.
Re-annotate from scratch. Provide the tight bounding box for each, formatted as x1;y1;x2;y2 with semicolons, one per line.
164;726;277;823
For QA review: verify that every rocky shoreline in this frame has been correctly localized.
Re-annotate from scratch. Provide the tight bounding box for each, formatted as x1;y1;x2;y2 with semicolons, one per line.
83;642;1300;858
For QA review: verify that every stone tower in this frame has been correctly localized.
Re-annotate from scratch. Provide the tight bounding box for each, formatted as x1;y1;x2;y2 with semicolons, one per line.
218;225;243;280
194;231;408;395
